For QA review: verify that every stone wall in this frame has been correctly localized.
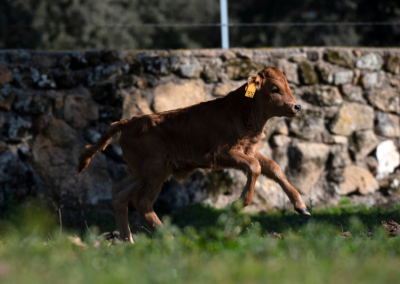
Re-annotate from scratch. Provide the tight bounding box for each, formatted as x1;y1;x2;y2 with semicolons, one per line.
0;47;399;213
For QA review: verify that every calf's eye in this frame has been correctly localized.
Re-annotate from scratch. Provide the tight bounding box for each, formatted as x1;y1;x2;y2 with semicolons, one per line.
271;87;280;93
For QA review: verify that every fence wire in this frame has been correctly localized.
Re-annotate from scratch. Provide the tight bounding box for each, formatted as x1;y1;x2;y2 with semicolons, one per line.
2;21;400;28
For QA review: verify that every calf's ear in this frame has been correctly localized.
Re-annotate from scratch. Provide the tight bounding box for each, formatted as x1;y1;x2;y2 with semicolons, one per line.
247;73;262;91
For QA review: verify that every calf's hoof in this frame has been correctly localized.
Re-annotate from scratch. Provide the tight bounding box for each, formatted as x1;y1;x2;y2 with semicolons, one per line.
295;208;311;216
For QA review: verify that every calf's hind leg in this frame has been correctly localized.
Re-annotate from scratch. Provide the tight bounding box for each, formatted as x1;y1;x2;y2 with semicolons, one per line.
131;175;168;232
112;175;138;243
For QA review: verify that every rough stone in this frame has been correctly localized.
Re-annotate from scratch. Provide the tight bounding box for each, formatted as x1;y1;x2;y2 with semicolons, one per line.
384;53;400;74
288;109;325;140
153;81;210;112
36;73;56;89
193;49;217;58
331;150;352;169
226;59;264;80
365;156;379;176
143;56;175;76
349;130;379;161
376;140;400;179
235;49;253;60
286;142;330;194
52;69;79;89
330;102;374;136
0;151;33;209
8;50;31;63
361;71;385;89
322;133;348;144
353;69;361;84
298;61;319;85
124;56;143;76
220;50;237;61
64;91;99;130
257;140;272;159
7;116;31;141
324;49;353;68
374;112;400;138
14;92;52;115
328;148;351;183
276;59;299;84
271;135;292;171
340;84;364;103
316;62;334;84
0;64;13;84
263;117;279;141
122;89;152;119
32;54;57;68
334;70;354;85
31;134;113;206
0;141;6;153
212;84;236;97
288;53;307;62
274;118;289;136
356;53;384;70
12;66;40;89
178;58;202;78
44;118;76;149
85;129;101;144
338;166;379;195
201;58;222;83
303;86;342;106
365;89;399;114
306;51;319;61
59;55;71;70
0;84;15;111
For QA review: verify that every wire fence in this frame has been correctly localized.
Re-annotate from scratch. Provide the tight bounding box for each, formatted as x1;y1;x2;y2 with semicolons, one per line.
3;21;400;28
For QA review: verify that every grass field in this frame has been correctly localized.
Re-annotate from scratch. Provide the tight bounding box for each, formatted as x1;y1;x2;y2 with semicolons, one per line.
0;201;400;284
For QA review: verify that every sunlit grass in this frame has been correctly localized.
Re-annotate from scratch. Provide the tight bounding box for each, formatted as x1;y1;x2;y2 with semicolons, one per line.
0;202;399;284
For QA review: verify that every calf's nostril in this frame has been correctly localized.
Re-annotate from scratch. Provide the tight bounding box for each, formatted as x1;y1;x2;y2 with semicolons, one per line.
294;105;301;112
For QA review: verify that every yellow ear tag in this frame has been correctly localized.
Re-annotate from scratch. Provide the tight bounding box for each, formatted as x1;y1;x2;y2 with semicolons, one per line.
245;83;256;98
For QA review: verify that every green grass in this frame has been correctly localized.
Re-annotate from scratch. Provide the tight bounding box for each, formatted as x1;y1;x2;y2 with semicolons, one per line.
0;201;400;284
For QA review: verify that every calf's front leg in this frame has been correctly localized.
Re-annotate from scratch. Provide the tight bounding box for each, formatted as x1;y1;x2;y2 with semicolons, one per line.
255;151;311;216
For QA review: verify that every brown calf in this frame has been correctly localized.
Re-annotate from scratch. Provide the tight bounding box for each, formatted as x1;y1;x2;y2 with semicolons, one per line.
78;66;310;243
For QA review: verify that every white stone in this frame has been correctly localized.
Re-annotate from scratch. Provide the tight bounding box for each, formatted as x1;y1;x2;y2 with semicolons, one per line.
334;70;354;85
179;58;202;78
361;71;385;89
356;53;384;70
376;140;400;179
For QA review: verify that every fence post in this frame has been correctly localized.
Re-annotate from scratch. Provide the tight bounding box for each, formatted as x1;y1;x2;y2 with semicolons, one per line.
220;0;229;49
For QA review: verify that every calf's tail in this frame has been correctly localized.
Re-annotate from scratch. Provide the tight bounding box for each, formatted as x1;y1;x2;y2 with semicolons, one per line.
78;119;129;174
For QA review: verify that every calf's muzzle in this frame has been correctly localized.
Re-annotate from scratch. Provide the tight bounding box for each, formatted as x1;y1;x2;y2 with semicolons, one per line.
294;104;301;113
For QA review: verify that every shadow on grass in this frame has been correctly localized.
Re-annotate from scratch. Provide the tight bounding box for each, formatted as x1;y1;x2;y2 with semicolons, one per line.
1;199;399;238
167;203;400;234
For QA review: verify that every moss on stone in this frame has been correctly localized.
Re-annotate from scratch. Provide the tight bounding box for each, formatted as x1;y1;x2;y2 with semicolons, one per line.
226;59;264;80
299;61;318;85
324;49;353;68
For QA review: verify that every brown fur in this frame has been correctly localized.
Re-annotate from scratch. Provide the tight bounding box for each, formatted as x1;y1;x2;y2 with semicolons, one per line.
78;67;310;243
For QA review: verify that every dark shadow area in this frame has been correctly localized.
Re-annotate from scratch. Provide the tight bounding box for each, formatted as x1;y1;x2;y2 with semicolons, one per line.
2;197;399;240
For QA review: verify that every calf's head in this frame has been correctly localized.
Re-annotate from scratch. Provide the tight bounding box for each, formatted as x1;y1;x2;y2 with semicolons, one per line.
247;67;301;118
